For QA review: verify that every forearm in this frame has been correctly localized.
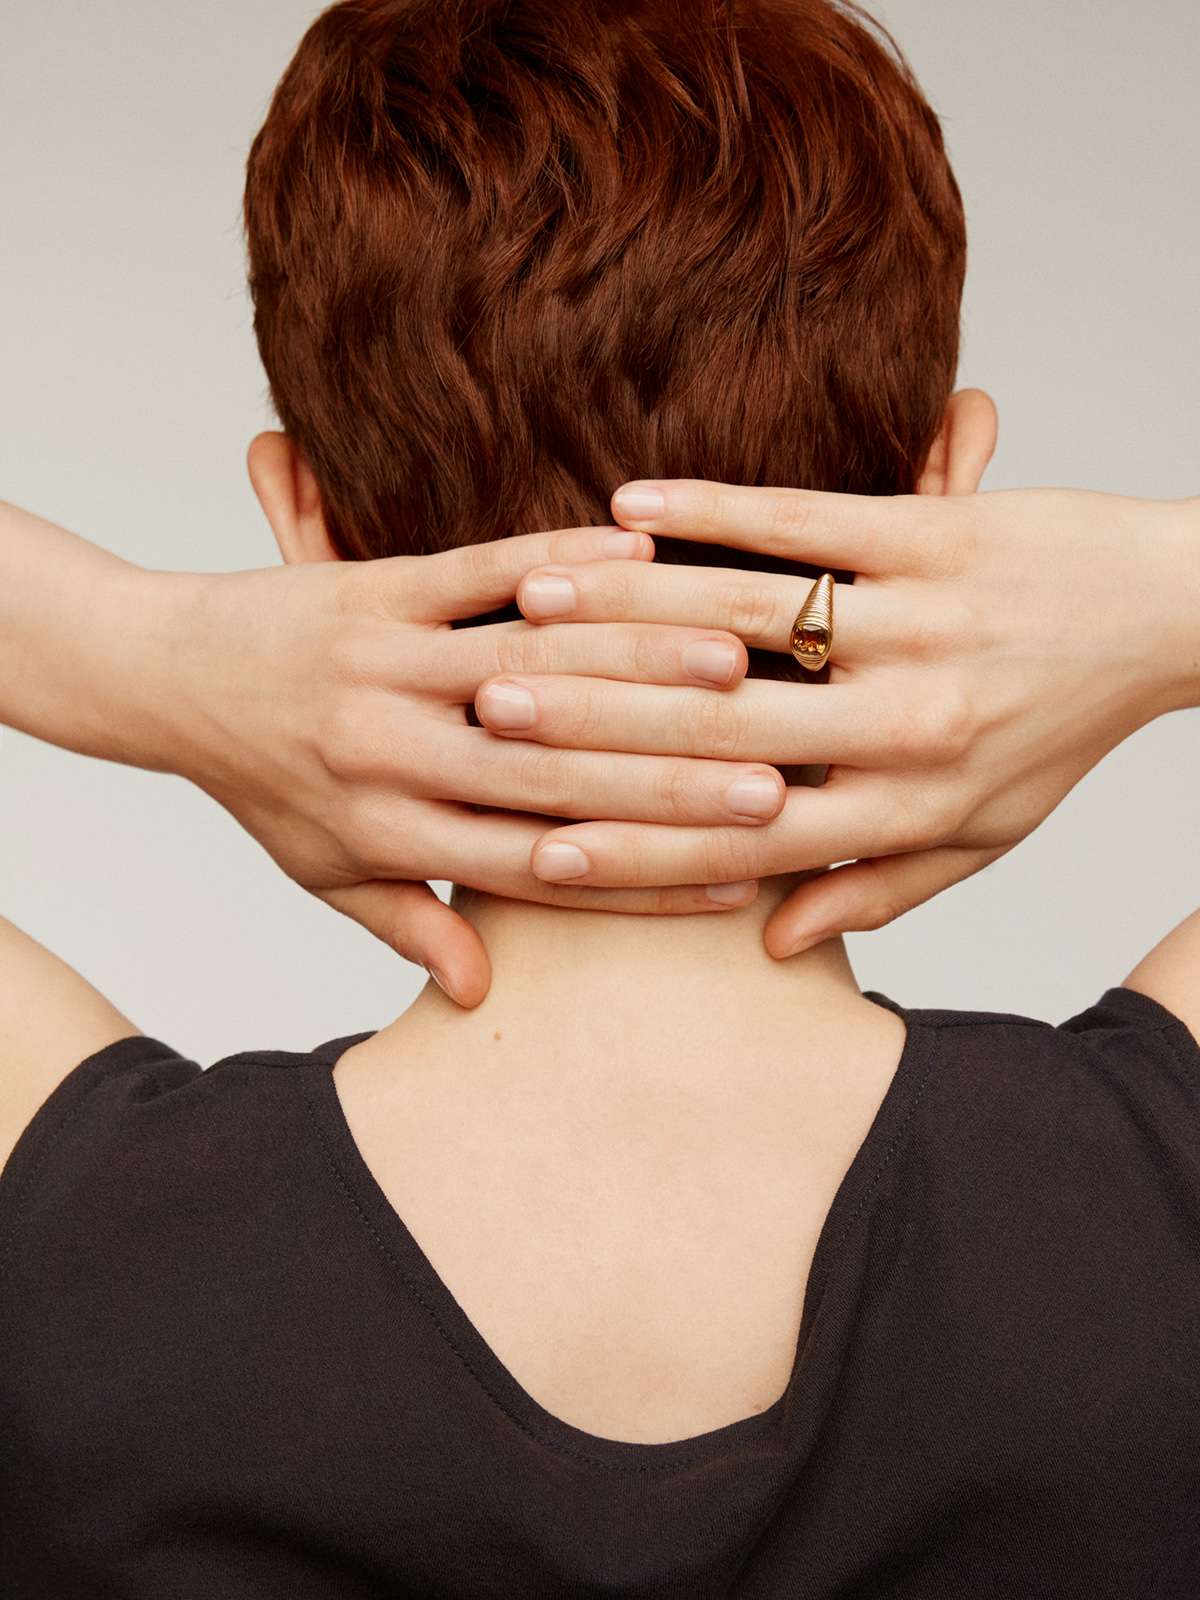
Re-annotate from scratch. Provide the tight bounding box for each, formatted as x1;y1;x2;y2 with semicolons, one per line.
0;499;190;768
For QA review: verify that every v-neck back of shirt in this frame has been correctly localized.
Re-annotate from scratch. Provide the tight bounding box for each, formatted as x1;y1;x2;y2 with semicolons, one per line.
3;988;1200;1597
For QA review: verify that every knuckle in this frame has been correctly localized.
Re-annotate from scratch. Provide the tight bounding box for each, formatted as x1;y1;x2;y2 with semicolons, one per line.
320;697;376;781
654;885;694;914
512;744;576;812
700;830;757;884
690;479;727;535
568;687;609;748
460;538;499;589
496;627;550;676
540;880;592;909
683;688;749;761
711;580;779;643
879;691;972;767
517;678;603;748
759;491;814;558
325;631;379;691
339;794;395;874
890;784;959;854
631;628;665;682
926;688;974;761
887;498;963;582
598;827;651;884
655;761;700;823
604;564;641;618
860;891;906;933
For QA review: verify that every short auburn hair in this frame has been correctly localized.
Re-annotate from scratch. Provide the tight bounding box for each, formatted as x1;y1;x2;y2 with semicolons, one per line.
245;0;965;563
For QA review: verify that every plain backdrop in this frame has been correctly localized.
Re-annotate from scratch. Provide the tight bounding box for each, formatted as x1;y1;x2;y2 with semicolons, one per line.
1;1;1197;1064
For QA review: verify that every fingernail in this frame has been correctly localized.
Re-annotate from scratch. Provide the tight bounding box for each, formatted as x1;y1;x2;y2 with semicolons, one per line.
706;879;758;905
426;965;450;995
532;841;590;881
479;681;536;730
601;530;646;559
612;483;666;524
521;573;576;620
782;932;826;957
725;773;782;819
682;640;738;686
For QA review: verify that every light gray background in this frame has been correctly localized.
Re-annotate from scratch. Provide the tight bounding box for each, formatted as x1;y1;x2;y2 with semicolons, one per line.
1;1;1197;1063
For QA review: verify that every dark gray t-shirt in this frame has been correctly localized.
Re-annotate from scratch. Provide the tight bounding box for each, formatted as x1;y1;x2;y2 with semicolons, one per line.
3;986;1199;1598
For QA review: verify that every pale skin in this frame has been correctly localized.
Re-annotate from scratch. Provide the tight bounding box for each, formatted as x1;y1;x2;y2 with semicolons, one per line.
0;500;780;1006
4;426;1198;1003
5;394;1200;1446
503;474;1200;958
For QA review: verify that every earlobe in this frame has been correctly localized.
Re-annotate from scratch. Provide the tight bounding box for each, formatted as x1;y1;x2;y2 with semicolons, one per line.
247;432;342;563
916;389;998;497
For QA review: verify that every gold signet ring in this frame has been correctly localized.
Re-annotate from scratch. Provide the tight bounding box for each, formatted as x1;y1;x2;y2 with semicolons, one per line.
790;572;834;671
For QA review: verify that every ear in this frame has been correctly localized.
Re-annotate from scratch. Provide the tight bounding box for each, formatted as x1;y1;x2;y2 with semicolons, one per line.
916;388;999;496
247;432;342;563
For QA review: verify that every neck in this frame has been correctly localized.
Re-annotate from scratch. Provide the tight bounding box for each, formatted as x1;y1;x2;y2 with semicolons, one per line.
387;878;888;1078
339;885;908;1448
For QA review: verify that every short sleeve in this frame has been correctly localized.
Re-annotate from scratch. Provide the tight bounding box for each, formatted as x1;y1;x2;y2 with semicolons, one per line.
0;1036;199;1267
1058;983;1200;1130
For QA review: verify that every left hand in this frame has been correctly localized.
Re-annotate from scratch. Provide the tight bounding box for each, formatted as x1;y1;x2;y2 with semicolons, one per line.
472;479;1200;957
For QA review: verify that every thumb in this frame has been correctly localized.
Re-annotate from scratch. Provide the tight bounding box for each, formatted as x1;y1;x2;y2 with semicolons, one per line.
764;846;1005;958
318;880;492;1008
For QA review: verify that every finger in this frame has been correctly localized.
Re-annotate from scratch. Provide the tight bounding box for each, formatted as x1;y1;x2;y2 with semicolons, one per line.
515;559;884;660
408;619;749;697
384;526;654;624
435;730;787;825
763;846;1006;958
524;776;951;887
318;879;492;1008
329;798;761;913
343;720;788;826
500;878;761;914
608;479;954;578
475;674;956;769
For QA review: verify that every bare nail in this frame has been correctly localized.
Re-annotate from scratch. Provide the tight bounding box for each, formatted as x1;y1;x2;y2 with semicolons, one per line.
426;966;450;995
725;773;782;819
682;640;738;686
612;484;666;524
521;573;576;620
601;530;645;559
533;841;590;881
479;682;536;730
706;879;758;905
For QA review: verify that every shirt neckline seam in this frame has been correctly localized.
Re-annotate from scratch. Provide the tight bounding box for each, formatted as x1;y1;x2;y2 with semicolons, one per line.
296;1069;777;1473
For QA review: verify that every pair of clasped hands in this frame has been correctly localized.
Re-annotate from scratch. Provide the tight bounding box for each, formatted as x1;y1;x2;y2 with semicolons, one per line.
28;468;1189;1006
101;463;1182;1008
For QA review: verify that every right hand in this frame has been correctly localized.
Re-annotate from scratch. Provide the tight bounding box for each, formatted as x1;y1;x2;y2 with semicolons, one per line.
141;525;782;1003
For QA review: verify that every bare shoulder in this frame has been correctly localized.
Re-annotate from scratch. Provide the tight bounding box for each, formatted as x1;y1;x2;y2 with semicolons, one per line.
0;915;139;1172
1123;906;1200;1046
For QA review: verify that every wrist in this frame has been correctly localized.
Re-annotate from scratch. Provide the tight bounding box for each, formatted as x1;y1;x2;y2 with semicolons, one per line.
0;501;165;763
1153;493;1200;714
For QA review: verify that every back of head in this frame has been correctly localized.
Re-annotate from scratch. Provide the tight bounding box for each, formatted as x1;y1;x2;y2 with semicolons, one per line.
245;0;965;562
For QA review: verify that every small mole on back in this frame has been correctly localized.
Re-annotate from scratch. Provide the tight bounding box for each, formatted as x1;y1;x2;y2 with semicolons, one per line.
493;1032;502;1042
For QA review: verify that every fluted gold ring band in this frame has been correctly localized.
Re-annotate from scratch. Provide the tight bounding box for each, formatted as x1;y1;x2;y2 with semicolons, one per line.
790;572;834;671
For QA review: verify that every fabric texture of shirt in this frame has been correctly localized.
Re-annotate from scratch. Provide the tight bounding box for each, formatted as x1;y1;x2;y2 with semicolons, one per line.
2;986;1199;1598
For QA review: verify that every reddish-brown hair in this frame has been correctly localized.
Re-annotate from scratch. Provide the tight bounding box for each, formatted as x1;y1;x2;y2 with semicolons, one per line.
245;0;965;562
